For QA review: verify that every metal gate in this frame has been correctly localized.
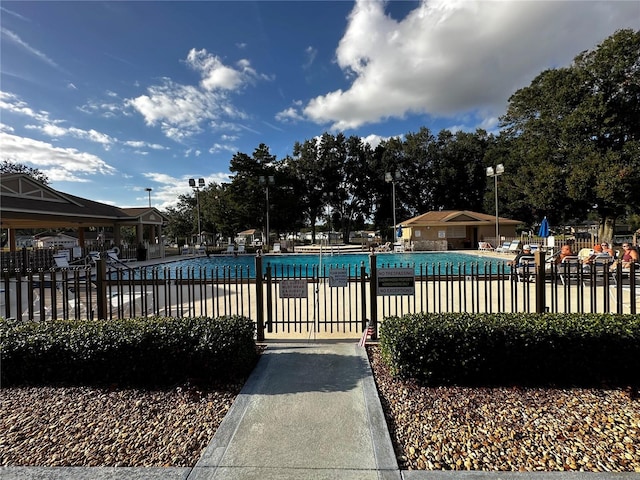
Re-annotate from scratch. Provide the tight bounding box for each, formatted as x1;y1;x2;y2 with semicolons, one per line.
256;256;369;339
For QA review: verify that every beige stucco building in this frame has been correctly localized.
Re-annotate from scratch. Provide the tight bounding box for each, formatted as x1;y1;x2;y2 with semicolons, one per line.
399;210;523;251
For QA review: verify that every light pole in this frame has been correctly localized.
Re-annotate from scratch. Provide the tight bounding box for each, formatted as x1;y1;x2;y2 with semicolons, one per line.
145;187;152;207
259;175;275;250
189;178;205;245
385;171;401;244
486;164;504;245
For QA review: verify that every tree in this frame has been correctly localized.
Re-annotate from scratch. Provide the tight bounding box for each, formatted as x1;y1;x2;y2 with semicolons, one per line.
1;161;49;184
500;29;640;241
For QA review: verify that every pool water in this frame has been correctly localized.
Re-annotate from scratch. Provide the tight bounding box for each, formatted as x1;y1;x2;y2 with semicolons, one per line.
116;251;510;279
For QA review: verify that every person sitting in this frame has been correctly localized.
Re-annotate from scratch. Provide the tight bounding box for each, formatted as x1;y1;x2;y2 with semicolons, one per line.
621;243;639;268
600;242;615;257
583;244;604;265
508;244;533;267
555;244;574;264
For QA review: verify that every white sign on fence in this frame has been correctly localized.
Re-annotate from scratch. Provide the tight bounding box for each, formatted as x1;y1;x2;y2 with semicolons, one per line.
377;267;415;296
279;279;308;298
329;267;348;287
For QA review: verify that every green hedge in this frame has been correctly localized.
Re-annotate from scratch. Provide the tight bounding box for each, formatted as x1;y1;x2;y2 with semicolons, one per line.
0;315;258;387
379;312;640;387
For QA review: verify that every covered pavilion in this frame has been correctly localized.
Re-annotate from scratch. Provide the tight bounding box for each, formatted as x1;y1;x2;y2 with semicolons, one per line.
0;173;167;256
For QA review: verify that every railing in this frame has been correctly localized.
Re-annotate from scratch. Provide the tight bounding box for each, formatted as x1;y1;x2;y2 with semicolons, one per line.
1;255;637;341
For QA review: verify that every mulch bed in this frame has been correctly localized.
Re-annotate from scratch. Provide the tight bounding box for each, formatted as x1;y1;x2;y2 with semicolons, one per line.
367;345;639;472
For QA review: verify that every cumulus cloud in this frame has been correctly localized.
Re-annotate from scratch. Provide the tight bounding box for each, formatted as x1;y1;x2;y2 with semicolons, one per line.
127;49;269;142
0;132;116;181
304;0;639;130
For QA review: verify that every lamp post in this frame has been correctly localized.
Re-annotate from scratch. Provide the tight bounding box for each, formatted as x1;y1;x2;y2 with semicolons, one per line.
486;164;504;245
385;171;401;243
189;178;205;245
259;175;275;250
145;187;152;208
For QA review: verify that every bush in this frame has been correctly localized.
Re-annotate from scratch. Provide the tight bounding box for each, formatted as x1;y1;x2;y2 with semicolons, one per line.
0;315;258;387
379;312;640;387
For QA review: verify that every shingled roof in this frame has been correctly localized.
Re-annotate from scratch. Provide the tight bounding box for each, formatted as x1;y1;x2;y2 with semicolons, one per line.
1;173;165;229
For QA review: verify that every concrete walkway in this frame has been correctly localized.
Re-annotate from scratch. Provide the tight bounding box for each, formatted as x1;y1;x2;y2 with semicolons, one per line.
2;342;638;479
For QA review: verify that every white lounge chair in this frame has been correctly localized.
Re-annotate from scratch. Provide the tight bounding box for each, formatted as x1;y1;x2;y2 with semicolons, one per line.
495;241;511;253
225;244;235;254
272;243;281;253
508;241;521;254
478;242;494;251
237;244;246;254
515;255;536;282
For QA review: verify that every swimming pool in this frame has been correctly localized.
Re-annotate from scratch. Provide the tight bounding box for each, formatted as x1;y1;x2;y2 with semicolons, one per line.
115;251;510;279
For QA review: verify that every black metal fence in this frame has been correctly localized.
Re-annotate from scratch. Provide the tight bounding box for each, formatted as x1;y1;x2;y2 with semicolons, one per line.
1;254;637;340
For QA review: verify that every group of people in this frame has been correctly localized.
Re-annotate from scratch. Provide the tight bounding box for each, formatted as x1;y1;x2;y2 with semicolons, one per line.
509;241;639;270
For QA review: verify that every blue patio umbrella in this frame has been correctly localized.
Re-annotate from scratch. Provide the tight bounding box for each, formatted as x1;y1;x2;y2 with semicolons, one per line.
396;225;403;239
538;217;550;238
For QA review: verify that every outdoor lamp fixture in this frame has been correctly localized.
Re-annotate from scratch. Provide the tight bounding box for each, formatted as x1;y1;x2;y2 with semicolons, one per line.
385;171;401;243
145;187;152;208
486;164;504;244
259;175;275;249
189;178;205;245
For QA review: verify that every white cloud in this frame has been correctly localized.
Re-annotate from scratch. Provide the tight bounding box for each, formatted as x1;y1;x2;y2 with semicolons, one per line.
0;91;52;123
0;132;116;181
275;106;305;123
303;46;318;69
1;27;59;69
26;123;115;150
304;0;639;130
127;49;270;142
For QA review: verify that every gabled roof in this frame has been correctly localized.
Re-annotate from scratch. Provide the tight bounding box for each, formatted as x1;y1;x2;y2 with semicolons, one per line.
402;210;522;226
0;173;166;229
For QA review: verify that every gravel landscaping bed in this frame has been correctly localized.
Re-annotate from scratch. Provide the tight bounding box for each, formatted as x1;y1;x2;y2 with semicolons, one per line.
0;381;243;467
367;345;640;472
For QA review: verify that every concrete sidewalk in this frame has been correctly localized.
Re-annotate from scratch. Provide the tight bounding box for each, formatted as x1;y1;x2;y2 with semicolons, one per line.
190;340;400;480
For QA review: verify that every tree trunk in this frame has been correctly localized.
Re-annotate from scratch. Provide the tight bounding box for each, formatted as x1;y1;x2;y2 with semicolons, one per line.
598;216;615;244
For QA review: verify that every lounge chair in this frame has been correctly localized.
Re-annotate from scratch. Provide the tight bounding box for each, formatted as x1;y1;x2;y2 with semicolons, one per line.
478;242;494;251
272;243;281;253
225;244;235;254
558;256;582;285
376;242;391;252
515;255;536;282
508;241;521;254
495;241;511;253
237;244;246;254
195;244;206;255
181;245;190;255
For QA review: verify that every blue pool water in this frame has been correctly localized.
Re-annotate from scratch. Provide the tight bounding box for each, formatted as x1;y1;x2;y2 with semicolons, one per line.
115;252;510;279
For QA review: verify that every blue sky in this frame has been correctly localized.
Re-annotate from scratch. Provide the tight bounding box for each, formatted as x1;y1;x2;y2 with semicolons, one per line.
1;1;638;210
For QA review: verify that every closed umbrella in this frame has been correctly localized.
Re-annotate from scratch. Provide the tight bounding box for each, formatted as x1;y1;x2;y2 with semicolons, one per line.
538;216;550;248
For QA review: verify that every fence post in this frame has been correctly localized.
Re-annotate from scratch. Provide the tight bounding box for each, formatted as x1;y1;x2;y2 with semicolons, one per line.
360;261;367;332
534;251;546;313
265;263;273;334
255;255;265;341
95;258;107;319
369;254;378;340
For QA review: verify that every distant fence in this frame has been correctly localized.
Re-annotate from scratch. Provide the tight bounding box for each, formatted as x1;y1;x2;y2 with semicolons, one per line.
1;254;637;340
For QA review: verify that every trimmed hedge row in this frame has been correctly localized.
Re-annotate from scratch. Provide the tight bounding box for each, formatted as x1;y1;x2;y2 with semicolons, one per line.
0;315;258;387
379;312;640;387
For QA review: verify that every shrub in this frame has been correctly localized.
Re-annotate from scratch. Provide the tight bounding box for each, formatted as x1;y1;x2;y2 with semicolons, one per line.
0;315;258;387
379;312;640;387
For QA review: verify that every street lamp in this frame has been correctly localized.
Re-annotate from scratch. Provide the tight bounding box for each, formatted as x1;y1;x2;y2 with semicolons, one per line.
385;171;401;244
189;178;205;245
259;175;275;249
145;187;152;208
486;164;504;245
